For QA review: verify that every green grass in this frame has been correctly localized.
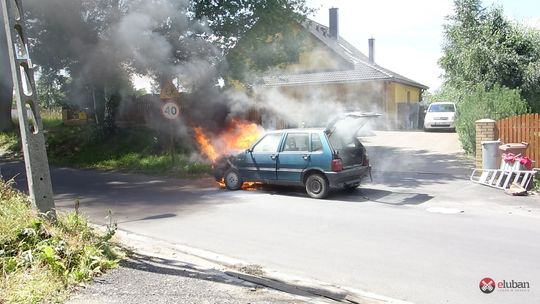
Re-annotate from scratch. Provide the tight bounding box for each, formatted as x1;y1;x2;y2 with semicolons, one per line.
93;153;211;175
0;131;20;159
0;179;121;304
41;108;63;128
1;107;61;158
43;125;211;176
1;113;212;176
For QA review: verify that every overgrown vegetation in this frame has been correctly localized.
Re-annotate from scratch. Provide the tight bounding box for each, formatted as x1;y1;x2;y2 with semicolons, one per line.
1;109;211;176
534;174;540;192
435;0;540;153
453;85;528;153
44;124;211;175
41;108;64;128
0;179;120;304
0;132;19;157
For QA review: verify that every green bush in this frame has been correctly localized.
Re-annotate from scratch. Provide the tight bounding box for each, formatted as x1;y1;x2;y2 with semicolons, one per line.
0;131;20;157
533;172;540;192
0;179;121;304
455;84;529;154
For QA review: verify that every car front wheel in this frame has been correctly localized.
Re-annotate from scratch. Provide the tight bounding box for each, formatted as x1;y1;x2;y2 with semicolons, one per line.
224;168;243;190
305;173;329;199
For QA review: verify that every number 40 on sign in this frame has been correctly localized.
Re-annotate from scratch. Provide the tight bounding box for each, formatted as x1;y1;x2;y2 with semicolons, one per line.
162;102;180;120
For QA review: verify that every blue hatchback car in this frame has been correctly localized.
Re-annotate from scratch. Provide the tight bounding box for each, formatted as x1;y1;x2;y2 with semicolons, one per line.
213;112;379;198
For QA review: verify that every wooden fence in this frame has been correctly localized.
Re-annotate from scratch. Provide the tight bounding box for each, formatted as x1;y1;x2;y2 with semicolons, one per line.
496;113;540;167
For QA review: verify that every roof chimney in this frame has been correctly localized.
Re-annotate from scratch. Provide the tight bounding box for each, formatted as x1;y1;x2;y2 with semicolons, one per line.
368;38;375;63
329;8;339;40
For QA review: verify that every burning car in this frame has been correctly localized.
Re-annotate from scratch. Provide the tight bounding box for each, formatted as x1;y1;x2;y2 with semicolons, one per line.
213;112;380;199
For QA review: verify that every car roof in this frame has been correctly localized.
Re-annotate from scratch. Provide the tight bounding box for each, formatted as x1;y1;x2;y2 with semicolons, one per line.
264;128;325;134
429;102;455;105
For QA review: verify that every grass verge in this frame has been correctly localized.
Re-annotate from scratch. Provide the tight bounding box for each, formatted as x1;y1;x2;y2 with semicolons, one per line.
1;111;211;176
44;125;211;176
0;179;121;304
0;132;19;158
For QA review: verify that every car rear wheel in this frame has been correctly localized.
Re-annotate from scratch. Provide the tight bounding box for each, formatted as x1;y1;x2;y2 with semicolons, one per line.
305;173;329;199
224;168;243;190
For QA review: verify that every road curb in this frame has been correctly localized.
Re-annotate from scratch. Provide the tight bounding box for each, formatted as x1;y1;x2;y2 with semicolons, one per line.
224;270;387;304
106;227;413;304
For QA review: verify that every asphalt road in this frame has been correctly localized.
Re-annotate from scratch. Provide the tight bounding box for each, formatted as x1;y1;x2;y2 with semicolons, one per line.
2;131;539;304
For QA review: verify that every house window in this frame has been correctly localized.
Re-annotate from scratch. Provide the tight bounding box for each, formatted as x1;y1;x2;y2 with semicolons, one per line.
407;91;411;103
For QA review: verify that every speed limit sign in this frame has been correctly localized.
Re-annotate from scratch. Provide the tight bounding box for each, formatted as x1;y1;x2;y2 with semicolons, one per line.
161;101;180;120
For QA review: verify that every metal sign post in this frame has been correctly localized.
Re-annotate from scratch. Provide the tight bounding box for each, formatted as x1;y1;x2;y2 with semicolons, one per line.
1;0;56;219
161;101;180;165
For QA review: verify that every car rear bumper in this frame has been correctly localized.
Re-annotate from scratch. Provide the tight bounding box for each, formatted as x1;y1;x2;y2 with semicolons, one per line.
325;165;370;188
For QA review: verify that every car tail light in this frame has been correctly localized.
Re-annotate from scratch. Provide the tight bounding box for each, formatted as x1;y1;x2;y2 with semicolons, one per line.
363;155;369;166
331;158;343;172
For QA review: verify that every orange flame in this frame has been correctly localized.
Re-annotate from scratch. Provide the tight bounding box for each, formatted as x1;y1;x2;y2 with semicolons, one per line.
221;119;262;151
194;127;218;162
193;119;263;162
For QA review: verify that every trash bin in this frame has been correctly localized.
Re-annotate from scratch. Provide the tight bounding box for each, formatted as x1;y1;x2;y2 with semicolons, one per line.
481;140;501;169
499;142;528;156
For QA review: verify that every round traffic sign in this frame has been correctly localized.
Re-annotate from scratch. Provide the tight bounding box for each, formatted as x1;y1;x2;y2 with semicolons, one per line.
161;101;180;120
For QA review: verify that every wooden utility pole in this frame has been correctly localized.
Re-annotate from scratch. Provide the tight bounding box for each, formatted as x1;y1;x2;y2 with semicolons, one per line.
1;0;56;220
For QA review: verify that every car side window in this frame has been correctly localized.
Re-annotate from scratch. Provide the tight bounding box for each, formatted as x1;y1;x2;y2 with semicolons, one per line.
311;133;323;152
282;133;309;152
252;133;282;153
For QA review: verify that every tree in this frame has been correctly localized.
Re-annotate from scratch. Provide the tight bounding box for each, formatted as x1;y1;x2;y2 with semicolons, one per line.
439;0;540;112
26;0;133;130
193;0;314;82
0;13;13;132
36;69;69;109
192;0;314;50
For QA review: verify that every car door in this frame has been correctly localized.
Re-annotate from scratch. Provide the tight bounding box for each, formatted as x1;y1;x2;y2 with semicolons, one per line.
241;133;283;181
277;132;311;182
307;132;331;170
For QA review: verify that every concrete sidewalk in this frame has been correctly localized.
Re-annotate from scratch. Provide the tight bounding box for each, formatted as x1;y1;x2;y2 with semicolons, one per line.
67;228;399;304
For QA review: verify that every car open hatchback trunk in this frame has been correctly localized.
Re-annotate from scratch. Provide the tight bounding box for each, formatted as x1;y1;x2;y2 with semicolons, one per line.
325;112;380;167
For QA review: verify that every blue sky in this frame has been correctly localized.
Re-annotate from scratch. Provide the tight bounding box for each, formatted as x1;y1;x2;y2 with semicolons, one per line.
306;0;539;92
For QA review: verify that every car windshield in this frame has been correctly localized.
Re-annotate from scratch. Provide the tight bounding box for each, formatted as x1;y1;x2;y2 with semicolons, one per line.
428;104;455;112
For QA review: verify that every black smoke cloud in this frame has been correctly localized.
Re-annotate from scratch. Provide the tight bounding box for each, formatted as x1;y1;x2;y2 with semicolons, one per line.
24;0;242;133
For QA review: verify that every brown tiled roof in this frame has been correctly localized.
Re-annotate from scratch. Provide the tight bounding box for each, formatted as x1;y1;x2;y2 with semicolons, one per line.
259;20;428;90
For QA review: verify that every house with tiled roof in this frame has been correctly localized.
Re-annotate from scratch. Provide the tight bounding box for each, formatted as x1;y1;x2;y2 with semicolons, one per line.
246;8;428;130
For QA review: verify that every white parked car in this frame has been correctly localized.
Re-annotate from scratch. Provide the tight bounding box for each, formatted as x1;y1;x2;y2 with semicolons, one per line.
423;102;456;131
